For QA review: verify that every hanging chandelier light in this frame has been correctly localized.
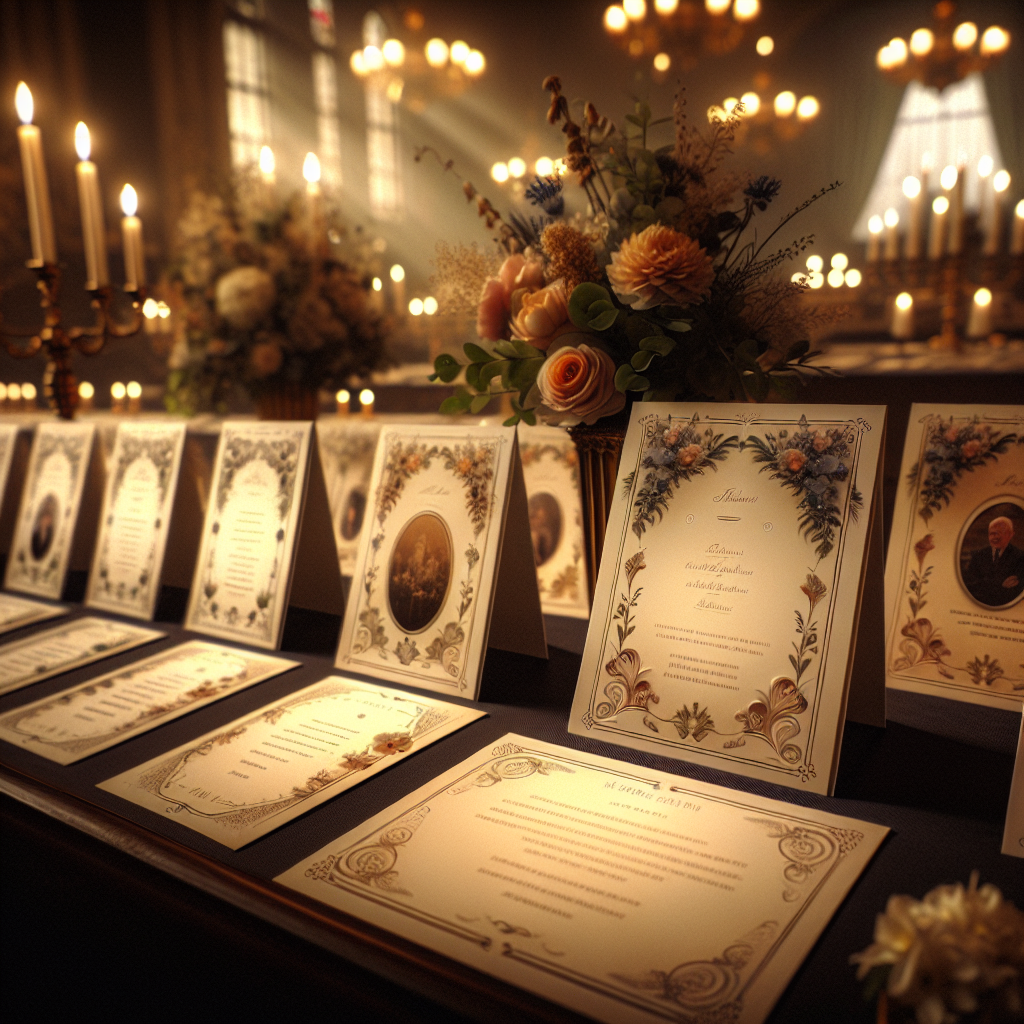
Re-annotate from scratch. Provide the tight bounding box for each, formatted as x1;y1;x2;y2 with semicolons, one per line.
876;1;1009;92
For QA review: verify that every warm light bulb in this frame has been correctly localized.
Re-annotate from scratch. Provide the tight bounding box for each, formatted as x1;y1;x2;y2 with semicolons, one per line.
157;301;170;318
382;38;405;66
372;277;382;291
363;45;384;72
111;382;126;401
423;296;438;315
259;146;275;175
895;292;913;311
1016;200;1024;219
336;389;350;403
806;254;824;272
359;388;374;406
120;184;138;217
75;121;91;161
952;21;977;50
142;298;159;319
654;0;678;13
740;92;760;115
977;155;993;178
980;26;1010;55
78;381;94;400
705;0;730;14
909;28;934;56
887;37;908;65
790;272;807;284
796;95;819;120
303;152;321;184
535;156;554;176
756;35;774;55
883;207;899;228
807;271;824;289
507;157;526;178
993;170;1011;193
826;268;844;288
464;50;485;75
22;383;37;402
409;298;424;316
623;0;646;21
723;97;739;113
449;40;469;65
733;0;759;22
7;384;20;401
389;264;405;282
844;268;862;287
491;162;509;183
653;52;671;72
868;215;884;235
707;105;727;123
350;50;367;75
774;90;796;117
15;82;33;124
425;38;449;67
974;287;992;307
903;176;921;199
940;164;958;190
932;195;949;214
831;252;849;270
604;5;628;31
126;381;142;400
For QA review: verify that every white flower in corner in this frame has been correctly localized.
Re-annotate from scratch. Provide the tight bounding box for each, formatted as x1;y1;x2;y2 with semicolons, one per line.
215;266;276;332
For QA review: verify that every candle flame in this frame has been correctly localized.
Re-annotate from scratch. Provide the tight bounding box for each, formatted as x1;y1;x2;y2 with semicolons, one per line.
120;184;138;217
259;145;275;175
303;152;321;184
75;122;91;161
359;388;374;406
15;82;33;124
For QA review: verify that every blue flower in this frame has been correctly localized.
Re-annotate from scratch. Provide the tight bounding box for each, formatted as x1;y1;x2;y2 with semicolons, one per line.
744;176;781;210
524;176;564;216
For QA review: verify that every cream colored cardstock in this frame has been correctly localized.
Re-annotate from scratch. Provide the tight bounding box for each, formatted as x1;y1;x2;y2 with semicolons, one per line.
0;423;18;505
0;640;297;764
85;422;187;620
336;424;546;699
885;405;1024;709
100;676;486;849
569;404;886;795
277;732;887;1024
4;422;99;599
519;424;589;620
1003;714;1024;858
0;593;66;635
0;615;163;696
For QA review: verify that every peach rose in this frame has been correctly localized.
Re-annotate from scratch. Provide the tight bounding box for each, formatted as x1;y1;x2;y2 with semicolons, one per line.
476;254;545;341
606;224;714;310
812;432;829;452
944;426;959;443
509;280;574;350
961;439;981;458
780;448;806;472
537;343;625;425
677;444;703;467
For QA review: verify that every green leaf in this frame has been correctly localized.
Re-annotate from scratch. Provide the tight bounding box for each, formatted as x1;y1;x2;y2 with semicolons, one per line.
502;412;522;427
569;282;612;329
586;299;616;315
507;357;544;393
465;362;482;391
587;309;619;332
479;360;506;386
664;320;692;333
469;394;491;414
614;364;649;393
624;113;644;128
631;350;655;371
432;353;462;383
632;204;656;224
492;340;521;359
509;338;544;358
639;335;676;356
744;368;770;403
463;342;492;363
520;407;537;426
439;388;473;415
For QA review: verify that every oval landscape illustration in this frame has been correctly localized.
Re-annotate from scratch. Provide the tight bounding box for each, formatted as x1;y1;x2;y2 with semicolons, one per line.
387;512;453;633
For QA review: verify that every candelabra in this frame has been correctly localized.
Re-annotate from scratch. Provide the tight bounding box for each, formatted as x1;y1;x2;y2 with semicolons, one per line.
1;263;144;419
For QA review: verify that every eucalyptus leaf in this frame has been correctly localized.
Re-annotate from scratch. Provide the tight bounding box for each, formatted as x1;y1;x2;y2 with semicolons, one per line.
664;320;692;333
631;350;655;371
639;335;676;355
492;340;521;359
465;362;482;391
470;394;491;414
463;342;492;364
439;389;473;415
479;360;506;386
432;353;462;383
569;282;611;329
587;309;619;332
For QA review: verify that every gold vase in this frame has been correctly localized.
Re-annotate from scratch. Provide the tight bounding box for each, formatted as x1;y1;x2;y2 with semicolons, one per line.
255;383;320;420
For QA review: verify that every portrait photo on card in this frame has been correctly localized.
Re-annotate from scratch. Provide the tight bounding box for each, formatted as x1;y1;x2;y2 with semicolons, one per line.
956;499;1024;609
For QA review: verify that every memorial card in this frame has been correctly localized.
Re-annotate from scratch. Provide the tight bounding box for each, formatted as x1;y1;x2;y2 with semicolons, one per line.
569;404;886;796
0;615;163;696
519;425;589;620
1003;715;1024;858
0;422;19;506
4;422;103;599
184;421;343;649
100;676;485;849
336;424;546;700
885;405;1024;710
277;733;887;1024
0;640;296;764
0;422;29;557
85;422;188;620
317;419;381;576
0;593;66;635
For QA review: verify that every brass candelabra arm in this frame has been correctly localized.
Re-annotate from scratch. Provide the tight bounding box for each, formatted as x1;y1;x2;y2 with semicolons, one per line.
67;284;147;356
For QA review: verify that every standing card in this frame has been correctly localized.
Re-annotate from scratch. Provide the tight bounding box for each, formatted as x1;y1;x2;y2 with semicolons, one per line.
519;424;589;620
569;404;886;795
0;422;29;557
184;421;343;649
100;676;486;849
4;422;103;599
85;422;188;620
316;418;381;576
277;733;887;1024
0;640;297;764
1004;714;1024;858
0;593;66;635
335;424;546;699
0;422;19;506
885;405;1024;709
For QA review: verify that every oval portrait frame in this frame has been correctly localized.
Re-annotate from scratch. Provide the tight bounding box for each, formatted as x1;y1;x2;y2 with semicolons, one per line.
954;494;1024;611
386;510;454;635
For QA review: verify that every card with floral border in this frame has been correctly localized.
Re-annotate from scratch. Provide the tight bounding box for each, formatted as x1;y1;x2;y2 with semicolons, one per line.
1003;714;1024;858
276;732;887;1024
0;640;297;765
316;419;382;577
99;675;485;849
0;593;66;635
884;405;1024;710
85;422;188;621
0;615;163;697
335;424;546;700
4;422;103;600
519;424;589;620
569;404;886;796
184;421;343;650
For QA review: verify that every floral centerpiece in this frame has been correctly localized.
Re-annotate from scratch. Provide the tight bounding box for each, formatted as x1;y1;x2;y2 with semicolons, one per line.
425;75;842;426
164;180;389;416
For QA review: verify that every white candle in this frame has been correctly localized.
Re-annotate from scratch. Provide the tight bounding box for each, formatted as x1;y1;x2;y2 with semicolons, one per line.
359;388;375;418
74;122;110;289
110;381;126;413
891;291;914;339
966;288;992;338
335;388;350;416
866;216;883;262
903;176;924;260
948;165;966;254
126;380;142;414
259;146;276;189
986;170;1011;256
1011;199;1024;256
928;195;948;261
120;185;146;290
15;83;57;265
883;208;900;261
77;381;95;413
389;264;406;313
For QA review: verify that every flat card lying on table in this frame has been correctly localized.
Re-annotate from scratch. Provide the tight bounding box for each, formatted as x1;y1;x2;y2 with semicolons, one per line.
0;593;66;635
569;404;887;796
277;733;887;1024
0;640;296;764
336;424;546;699
519;424;590;620
85;422;188;620
100;675;485;849
185;421;343;649
0;616;163;696
4;422;103;600
885;405;1024;709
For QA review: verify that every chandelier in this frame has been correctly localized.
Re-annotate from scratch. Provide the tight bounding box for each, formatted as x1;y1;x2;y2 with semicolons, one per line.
876;1;1010;92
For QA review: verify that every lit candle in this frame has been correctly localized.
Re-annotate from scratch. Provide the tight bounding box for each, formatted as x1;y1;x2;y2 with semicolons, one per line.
369;276;384;314
127;380;142;414
111;381;126;413
940;164;962;254
0;383;7;410
7;383;22;411
985;170;1011;256
866;215;883;262
928;195;948;261
1011;199;1024;256
335;388;350;416
22;382;37;410
891;291;914;339
883;207;900;261
259;146;276;188
966;288;992;338
903;176;924;260
77;381;95;413
74;122;110;289
142;297;159;334
359;388;375;418
120;185;146;291
15;83;57;265
389;264;406;314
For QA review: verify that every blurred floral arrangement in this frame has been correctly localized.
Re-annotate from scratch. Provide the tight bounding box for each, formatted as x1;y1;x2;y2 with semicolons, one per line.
851;873;1024;1024
164;178;389;415
424;75;844;426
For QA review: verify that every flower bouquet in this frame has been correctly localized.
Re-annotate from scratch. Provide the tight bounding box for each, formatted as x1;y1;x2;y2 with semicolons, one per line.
164;180;389;416
426;75;843;426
